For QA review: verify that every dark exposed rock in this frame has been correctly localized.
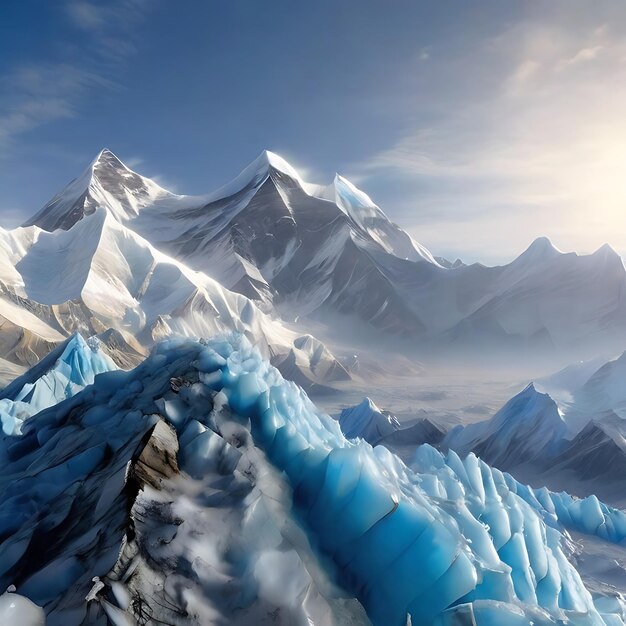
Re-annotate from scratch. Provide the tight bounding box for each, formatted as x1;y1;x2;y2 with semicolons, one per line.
132;420;179;490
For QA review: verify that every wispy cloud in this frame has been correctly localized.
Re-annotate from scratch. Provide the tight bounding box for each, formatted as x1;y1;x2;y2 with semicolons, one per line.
65;0;148;63
0;0;151;157
66;1;106;30
0;63;112;152
359;14;626;263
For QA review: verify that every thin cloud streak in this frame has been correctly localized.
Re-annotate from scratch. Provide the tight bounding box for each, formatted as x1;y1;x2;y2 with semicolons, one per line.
0;0;151;157
0;64;113;153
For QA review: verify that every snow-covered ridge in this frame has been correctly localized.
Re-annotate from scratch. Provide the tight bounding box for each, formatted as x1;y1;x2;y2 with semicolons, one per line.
1;199;350;394
3;335;626;625
22;148;445;334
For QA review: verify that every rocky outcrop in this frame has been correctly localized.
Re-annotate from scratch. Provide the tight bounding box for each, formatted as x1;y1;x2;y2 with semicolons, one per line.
131;420;179;490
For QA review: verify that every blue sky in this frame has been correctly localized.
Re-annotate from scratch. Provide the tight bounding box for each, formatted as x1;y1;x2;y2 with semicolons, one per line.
1;1;626;263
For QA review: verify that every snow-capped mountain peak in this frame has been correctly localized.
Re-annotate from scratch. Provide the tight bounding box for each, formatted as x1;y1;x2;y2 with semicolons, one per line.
24;148;176;232
444;381;568;469
204;149;310;203
91;147;129;173
257;149;304;179
22;148;626;354
338;396;402;443
515;236;563;265
325;172;441;265
592;242;624;267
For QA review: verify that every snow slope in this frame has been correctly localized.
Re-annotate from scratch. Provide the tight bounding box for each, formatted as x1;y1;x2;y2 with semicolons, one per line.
338;397;401;443
565;351;626;432
3;336;626;625
1;206;348;392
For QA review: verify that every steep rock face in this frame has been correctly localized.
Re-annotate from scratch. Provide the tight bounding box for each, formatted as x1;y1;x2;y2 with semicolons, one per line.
24;150;435;335
144;155;431;333
24;149;179;232
131;419;179;489
553;412;626;482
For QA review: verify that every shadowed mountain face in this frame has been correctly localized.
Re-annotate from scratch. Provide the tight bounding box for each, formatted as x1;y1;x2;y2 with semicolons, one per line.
22;149;626;362
27;150;432;334
442;383;569;470
24;149;179;232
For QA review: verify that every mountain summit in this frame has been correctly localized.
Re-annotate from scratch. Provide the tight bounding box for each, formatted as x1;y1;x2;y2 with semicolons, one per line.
24;149;177;232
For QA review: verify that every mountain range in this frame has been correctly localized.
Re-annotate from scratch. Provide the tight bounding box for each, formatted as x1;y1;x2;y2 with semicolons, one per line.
1;148;621;381
340;347;626;504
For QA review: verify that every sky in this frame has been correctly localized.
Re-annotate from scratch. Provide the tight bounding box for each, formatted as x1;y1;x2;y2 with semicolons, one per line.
1;1;626;264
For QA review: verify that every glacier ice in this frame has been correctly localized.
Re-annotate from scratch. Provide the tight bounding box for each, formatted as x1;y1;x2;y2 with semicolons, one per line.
0;333;117;436
1;335;626;625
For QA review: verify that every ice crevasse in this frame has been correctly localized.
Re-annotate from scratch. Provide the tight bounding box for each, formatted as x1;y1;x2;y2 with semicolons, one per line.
2;335;626;625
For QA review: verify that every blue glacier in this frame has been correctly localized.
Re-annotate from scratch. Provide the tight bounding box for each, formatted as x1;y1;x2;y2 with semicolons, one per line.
0;334;117;436
0;335;625;625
